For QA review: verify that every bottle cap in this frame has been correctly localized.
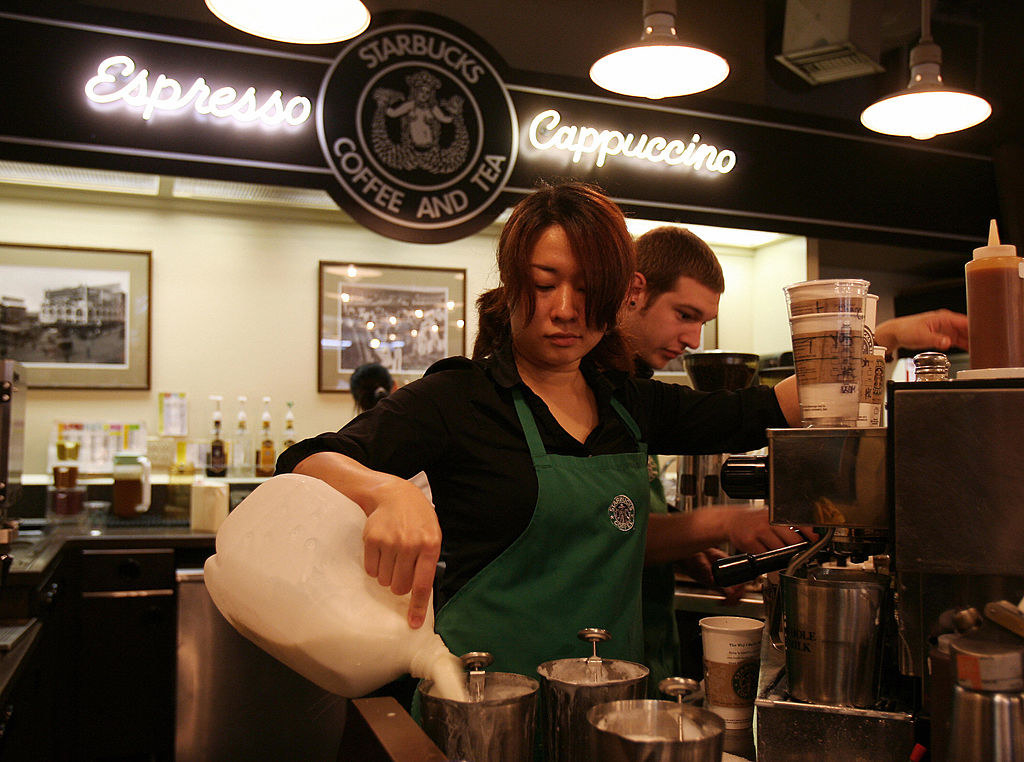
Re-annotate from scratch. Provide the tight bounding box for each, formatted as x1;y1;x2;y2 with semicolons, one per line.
972;219;1017;260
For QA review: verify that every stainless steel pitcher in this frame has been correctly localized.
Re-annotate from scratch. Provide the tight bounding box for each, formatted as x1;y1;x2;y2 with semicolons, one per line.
537;629;649;762
419;653;539;762
772;566;888;707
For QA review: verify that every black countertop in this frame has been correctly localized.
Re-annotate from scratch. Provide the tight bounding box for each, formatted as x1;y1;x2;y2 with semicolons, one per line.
0;523;218;709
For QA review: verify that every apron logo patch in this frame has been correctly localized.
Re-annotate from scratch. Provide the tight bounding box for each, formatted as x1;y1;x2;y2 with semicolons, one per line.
608;495;636;531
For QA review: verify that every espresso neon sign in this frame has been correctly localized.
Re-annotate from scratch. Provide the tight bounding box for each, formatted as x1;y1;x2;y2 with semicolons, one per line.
84;55;312;127
528;109;736;174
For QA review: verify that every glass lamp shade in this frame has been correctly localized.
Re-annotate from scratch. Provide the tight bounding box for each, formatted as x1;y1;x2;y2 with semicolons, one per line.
860;86;992;140
205;0;370;44
590;42;730;99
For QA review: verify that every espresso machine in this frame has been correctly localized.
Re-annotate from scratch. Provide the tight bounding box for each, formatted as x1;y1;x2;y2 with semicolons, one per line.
720;425;915;761
888;376;1024;761
0;360;24;583
716;375;1024;760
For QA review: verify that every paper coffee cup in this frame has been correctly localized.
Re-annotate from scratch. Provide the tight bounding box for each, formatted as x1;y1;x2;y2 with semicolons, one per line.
789;311;864;427
863;293;878;353
857;345;887;427
783;279;869;319
699;616;764;730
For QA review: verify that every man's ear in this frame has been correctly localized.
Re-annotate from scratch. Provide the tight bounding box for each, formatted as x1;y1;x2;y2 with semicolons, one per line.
628;272;647;307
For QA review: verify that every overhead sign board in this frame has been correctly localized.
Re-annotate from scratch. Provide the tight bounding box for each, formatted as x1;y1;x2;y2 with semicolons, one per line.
0;8;998;248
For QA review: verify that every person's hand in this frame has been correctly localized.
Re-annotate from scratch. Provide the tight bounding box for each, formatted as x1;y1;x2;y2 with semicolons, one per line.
723;507;810;554
362;478;442;629
874;309;969;359
680;548;746;604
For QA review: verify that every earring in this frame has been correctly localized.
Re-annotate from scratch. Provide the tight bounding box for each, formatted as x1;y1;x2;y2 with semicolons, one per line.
629;300;636;307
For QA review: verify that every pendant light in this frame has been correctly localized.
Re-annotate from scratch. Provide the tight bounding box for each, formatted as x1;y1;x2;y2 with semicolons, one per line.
860;0;990;140
589;0;729;100
205;0;371;45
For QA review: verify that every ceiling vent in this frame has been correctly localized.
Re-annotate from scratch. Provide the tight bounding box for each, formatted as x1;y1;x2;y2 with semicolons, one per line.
775;0;886;85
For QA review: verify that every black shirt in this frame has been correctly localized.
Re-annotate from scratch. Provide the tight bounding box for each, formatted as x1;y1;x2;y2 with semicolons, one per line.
277;340;786;605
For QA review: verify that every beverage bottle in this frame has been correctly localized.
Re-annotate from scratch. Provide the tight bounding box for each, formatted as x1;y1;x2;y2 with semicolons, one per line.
203;473;467;699
255;396;276;477
206;395;228;477
282;401;297;450
965;219;1024;369
229;396;253;478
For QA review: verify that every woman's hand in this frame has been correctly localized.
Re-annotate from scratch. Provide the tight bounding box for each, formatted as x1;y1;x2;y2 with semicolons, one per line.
362;478;442;629
293;451;441;629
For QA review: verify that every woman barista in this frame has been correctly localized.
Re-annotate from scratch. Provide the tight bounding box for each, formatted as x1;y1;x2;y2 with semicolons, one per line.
276;181;803;676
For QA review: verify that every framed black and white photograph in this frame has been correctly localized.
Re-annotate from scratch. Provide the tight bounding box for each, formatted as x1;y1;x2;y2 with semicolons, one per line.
0;243;151;389
319;262;466;392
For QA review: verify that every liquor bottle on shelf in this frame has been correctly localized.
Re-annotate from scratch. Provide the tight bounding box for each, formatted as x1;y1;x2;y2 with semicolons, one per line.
229;395;254;478
206;395;228;478
255;396;276;477
282;401;297;450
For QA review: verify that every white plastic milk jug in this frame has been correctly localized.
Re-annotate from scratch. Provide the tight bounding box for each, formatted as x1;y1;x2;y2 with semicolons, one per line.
204;473;466;699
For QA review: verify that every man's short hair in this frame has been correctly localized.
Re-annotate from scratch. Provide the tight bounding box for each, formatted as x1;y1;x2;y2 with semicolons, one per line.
635;226;725;303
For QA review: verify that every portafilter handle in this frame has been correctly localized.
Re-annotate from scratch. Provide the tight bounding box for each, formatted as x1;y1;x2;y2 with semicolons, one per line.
711;540;813;588
719;455;769;500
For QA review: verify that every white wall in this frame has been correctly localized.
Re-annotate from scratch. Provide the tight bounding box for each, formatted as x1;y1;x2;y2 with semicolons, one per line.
1;187;501;473
714;237;808;356
752;236;809;355
715;247;754;352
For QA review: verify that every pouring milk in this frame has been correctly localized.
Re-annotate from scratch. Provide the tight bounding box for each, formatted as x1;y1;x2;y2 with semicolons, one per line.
204;473;468;701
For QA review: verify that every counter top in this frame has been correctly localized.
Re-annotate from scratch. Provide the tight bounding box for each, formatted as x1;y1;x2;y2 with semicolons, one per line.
0;619;42;710
6;524;216;584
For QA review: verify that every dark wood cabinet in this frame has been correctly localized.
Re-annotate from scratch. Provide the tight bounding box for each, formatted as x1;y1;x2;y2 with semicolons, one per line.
74;548;177;761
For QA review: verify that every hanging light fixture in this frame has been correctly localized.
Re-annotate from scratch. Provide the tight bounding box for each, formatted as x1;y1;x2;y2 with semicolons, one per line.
589;0;729;99
205;0;371;45
860;0;990;140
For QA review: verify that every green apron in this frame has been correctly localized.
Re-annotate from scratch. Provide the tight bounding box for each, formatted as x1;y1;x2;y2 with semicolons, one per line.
434;387;651;676
641;455;682;697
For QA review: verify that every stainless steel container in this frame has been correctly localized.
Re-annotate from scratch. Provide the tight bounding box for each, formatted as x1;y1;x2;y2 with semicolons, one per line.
588;700;724;762
777;567;887;707
537;629;649;762
419;657;538;762
948;684;1024;761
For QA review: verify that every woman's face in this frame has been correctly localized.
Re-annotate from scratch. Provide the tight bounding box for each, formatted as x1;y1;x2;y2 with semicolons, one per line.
510;224;606;372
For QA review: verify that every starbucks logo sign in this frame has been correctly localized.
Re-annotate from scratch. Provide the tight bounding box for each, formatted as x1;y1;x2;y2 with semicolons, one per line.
318;16;517;243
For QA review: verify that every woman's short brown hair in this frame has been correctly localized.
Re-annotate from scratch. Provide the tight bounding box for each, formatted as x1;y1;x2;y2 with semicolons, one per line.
473;181;635;370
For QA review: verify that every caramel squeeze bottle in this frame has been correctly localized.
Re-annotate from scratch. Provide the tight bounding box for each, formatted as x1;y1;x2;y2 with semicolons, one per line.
965;219;1024;370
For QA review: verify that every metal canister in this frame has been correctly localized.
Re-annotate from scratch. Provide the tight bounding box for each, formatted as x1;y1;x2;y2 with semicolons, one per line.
778;566;888;707
537;629;649;762
588;678;724;762
418;652;539;762
947;636;1024;761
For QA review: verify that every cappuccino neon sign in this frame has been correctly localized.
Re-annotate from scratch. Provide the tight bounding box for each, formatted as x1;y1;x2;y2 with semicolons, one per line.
84;55;312;127
528;109;736;174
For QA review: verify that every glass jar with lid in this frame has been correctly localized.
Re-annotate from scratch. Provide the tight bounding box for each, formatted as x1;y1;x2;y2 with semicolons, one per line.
112;453;151;518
